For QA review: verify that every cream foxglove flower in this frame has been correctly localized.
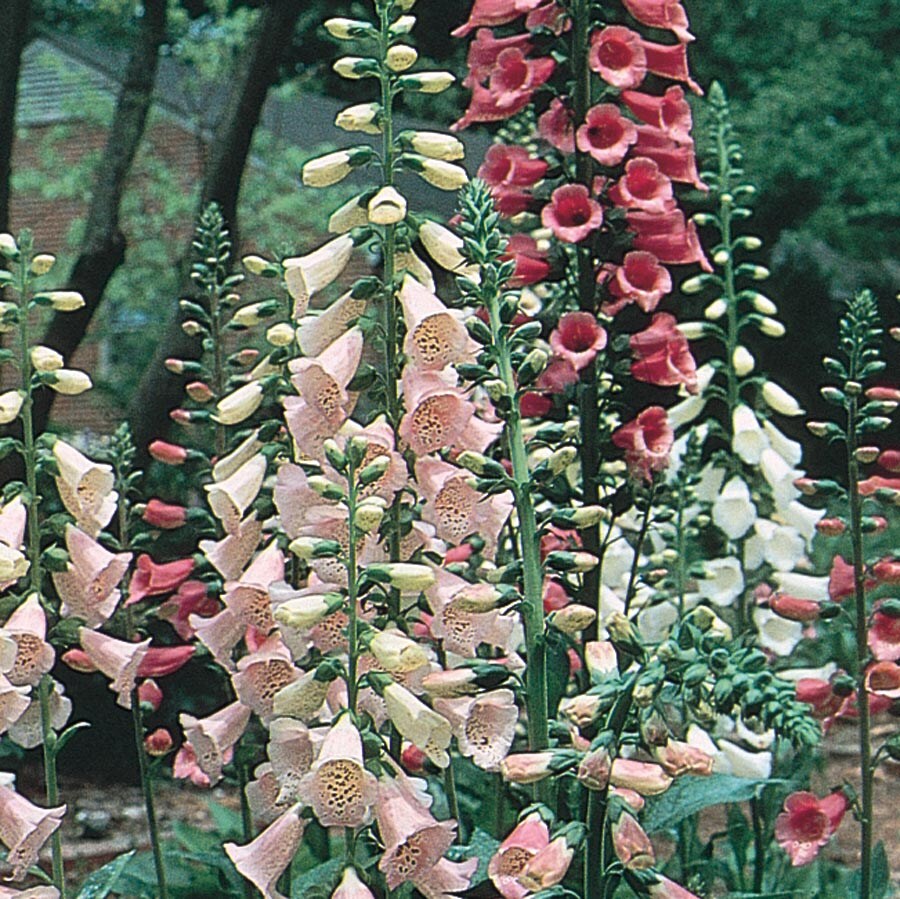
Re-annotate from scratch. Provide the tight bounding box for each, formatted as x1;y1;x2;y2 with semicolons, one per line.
30;346;63;372
0;391;24;425
53;440;116;537
214;381;264;426
283;235;354;318
383;682;451;768
205;453;266;535
762;381;804;416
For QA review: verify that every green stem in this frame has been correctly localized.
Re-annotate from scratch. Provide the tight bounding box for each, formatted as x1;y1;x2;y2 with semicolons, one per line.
622;484;656;616
209;273;226;458
444;760;463;843
847;395;873;899
346;457;360;715
238;761;254;899
750;795;765;894
131;689;169;899
585;790;604;899
39;676;66;897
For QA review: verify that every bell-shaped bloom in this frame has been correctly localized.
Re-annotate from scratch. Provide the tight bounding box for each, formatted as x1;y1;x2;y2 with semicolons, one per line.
611;406;673;483
399;370;502;456
760;447;801;509
463;29;533;88
633;125;705;189
517;830;578;892
297;715;377;827
622;86;693;143
732;404;768;464
375;778;456;888
538;97;575;153
647;875;703;898
332;867;375;899
628;208;711;270
79;628;150;708
129;556;194;608
630;312;698;393
0;786;66;881
745;520;805;573
697;556;744;607
173;742;214;787
158;579;220;641
199;516;263;582
0;675;32;737
652;740;714;777
137;645;195;678
181;701;252;785
51;525;131;626
609;758;673;795
283;235;354;319
711;477;756;540
52;440;116;537
0;499;28;590
433;688;517;771
603;251;672;315
205;454;267;536
549;312;607;372
224;804;306;899
576;103;637;167
609;158;675;215
383;682;452;769
624;0;693;41
4;595;55;688
0;885;60;897
413;857;478;898
865;660;900;698
489;812;550;899
223;540;284;635
641;39;702;93
611;812;655;870
232;637;299;723
298;291;368;359
478;143;546;216
774;790;848;866
589;26;647;89
869;609;900;661
502;234;550;287
264;718;315;808
451;0;544;36
542;184;603;243
399;275;479;371
284;328;363;460
416;457;512;553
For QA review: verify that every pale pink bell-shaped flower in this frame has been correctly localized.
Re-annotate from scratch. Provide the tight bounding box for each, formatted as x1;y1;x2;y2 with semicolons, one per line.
79;628;150;708
52;439;116;537
283;235;354;318
4;595;55;688
652;739;714;777
433;689;517;771
180;701;252;785
224;804;306;899
0;675;30;736
298;291;368;358
399;369;502;456
0;785;66;881
8;679;71;749
609;758;673;795
647;874;702;898
611;812;655;869
283;328;364;460
399;275;479;371
173;742;215;787
232;636;299;722
414;857;478;899
489;812;551;899
329;419;409;503
517;832;576;892
869;608;900;661
223;539;284;634
331;867;375;898
199;515;263;582
0;498;29;590
51;525;131;626
375;778;456;889
0;885;60;897
190;608;246;672
205;453;267;535
416;457;512;554
245;763;283;828
297;714;378;827
266;717;317;807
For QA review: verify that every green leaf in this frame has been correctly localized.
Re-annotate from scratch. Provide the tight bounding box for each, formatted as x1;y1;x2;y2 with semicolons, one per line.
53;721;91;757
643;775;774;833
205;799;244;839
451;827;500;885
291;857;344;898
872;841;890;899
75;849;135;898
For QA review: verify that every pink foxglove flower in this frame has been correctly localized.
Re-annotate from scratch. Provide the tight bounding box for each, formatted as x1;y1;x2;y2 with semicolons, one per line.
332;867;375;899
538;97;575;153
478;144;547;215
865;660;900;698
576;104;637;166
0;786;66;881
127;555;195;605
488;812;550;899
284;328;363;460
173;742;215;787
630;313;699;393
0;676;32;737
137;645;195;678
433;688;518;771
623;0;694;42
517;832;577;892
451;0;544;37
641;39;701;94
652;739;714;777
142;498;187;529
79;628;150;708
223;539;284;635
205;453;267;535
0;498;28;590
549;312;607;372
283;235;354;319
224;804;306;899
501;234;550;286
297;715;377;827
774;790;848;866
4;595;55;688
52;439;116;537
610;758;673;795
542;184;603;243
266;717;316;807
180;701;252;785
489;49;555;110
621;86;693;143
647;875;702;898
868;607;900;661
612;406;673;482
400;370;502;456
609;157;675;214
463;30;533;89
51;525;131;626
414;857;478;899
628;208;711;269
158;579;219;641
633;126;705;189
611;812;655;870
375;778;456;888
199;516;263;581
603;250;672;314
399;275;479;370
416;457;512;553
589;26;647;89
0;885;61;897
297;291;368;358
232;636;299;723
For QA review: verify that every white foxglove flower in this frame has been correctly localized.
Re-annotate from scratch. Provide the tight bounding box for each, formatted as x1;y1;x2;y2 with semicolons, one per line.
732;404;768;464
771;571;829;600
762;418;803;467
759;447;800;507
712;477;756;540
754;606;803;656
697;557;744;607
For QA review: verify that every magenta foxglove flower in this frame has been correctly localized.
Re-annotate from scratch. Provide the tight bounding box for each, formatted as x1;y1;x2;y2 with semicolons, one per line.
612;406;673;482
542;184;603;243
463;30;533;88
628;208;710;269
297;715;378;827
375;778;456;889
588;26;647;89
127;554;195;605
180;701;252;785
224;805;306;899
623;0;694;42
621;86;693;144
501;235;550;286
774;790;848;866
603;250;672;315
868;608;900;661
158;579;219;641
78;628;150;708
549;312;607;372
142;498;187;530
433;689;518;771
630;313;699;393
576;103;638;166
488;812;550;899
451;0;545;38
51;525;131;627
478;144;547;215
641;39;702;94
0;786;66;881
633;126;705;189
865;660;900;698
609;158;675;215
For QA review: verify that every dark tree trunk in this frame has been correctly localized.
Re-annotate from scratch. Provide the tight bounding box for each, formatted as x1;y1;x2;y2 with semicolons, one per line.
0;0;32;233
126;0;303;460
31;0;168;434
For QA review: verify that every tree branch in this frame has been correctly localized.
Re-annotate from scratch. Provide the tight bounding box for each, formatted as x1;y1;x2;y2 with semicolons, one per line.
0;0;32;233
